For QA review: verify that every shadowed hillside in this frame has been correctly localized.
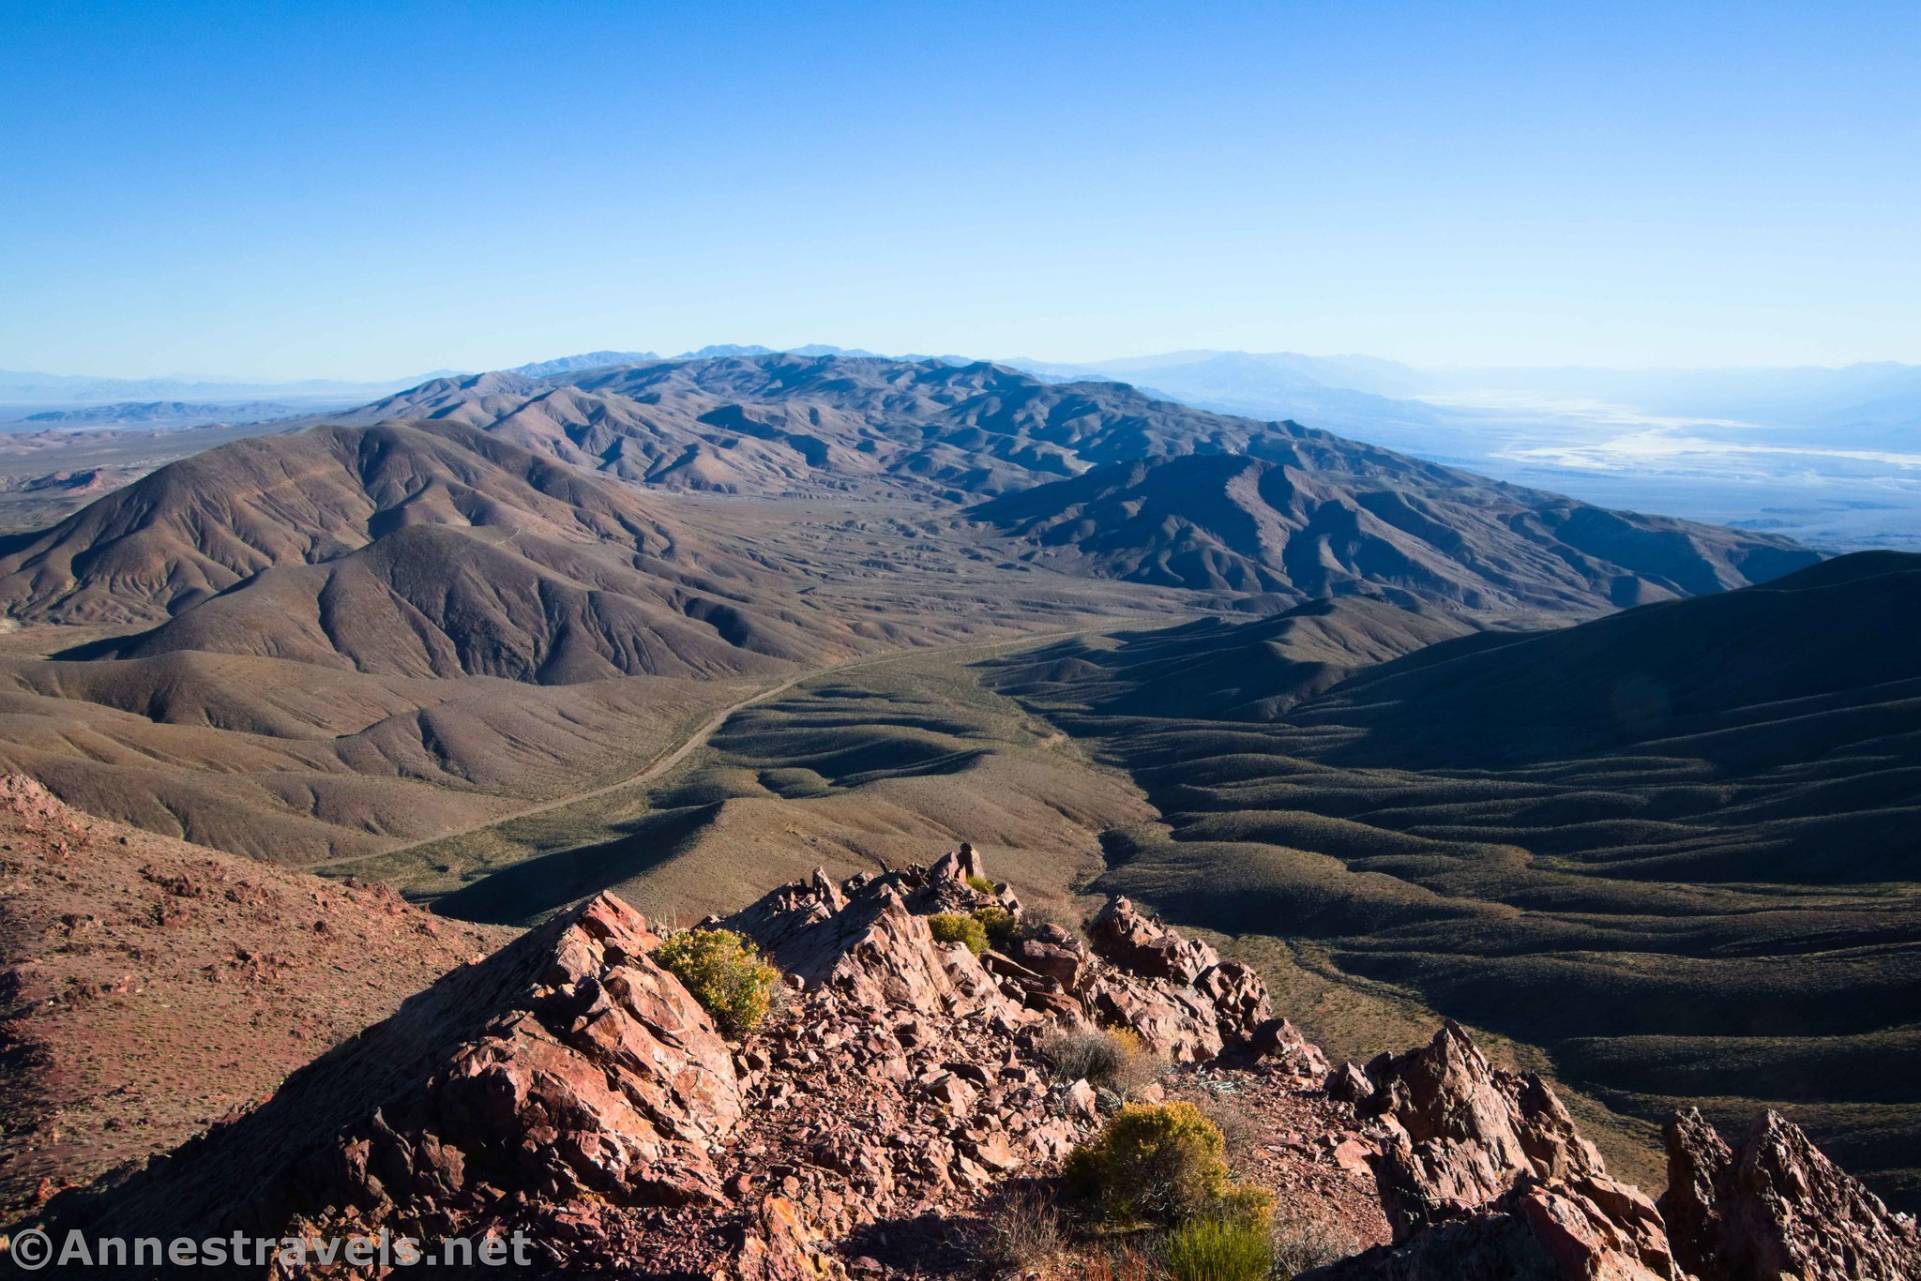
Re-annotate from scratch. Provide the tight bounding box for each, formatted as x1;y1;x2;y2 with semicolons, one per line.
969;451;1817;615
987;552;1921;1208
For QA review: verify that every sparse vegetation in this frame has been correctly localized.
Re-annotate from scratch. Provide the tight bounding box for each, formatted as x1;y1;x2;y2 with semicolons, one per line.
1040;1026;1161;1097
976;1184;1065;1272
966;873;997;895
1063;1102;1273;1231
652;928;780;1038
1162;1216;1275;1281
1197;1094;1260;1164
973;904;1017;950
929;912;989;956
1269;1216;1358;1277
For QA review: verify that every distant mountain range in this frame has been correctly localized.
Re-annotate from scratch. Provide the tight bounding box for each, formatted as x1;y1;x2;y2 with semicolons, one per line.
8;400;308;428
313;353;1817;617
12;346;1918;551
0;354;1819;650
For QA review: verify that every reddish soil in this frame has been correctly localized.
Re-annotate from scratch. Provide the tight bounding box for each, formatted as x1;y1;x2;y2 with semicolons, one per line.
0;774;508;1222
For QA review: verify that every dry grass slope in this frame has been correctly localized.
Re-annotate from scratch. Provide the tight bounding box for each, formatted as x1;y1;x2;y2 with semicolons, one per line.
988;553;1921;1209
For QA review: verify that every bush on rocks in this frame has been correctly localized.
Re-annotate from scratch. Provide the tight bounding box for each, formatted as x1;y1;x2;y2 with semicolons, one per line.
1039;1026;1160;1097
965;873;997;895
1063;1102;1273;1231
929;912;989;956
652;927;780;1038
973;904;1017;950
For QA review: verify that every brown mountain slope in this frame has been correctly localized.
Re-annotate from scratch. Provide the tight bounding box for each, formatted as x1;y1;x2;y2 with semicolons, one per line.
968;452;1818;615
0;774;507;1221
342;355;1817;616
0;421;855;682
336;356;1227;500
0;651;740;865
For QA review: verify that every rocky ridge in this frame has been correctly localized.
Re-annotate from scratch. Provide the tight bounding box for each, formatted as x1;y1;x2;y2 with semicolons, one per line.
21;845;1918;1279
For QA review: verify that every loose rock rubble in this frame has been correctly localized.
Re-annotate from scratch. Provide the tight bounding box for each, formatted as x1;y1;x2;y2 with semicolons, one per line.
25;843;1918;1280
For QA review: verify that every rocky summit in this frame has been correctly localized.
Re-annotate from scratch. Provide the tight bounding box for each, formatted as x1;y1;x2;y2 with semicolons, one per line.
27;846;1917;1278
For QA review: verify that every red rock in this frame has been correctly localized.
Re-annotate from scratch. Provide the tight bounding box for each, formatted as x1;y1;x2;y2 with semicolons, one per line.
1013;929;1089;988
1083;971;1222;1061
728;1193;851;1280
1303;1176;1682;1281
1088;897;1219;982
1248;1016;1331;1076
47;893;743;1257
1195;960;1274;1038
1517;1175;1680;1280
1360;1022;1604;1239
1326;1060;1373;1104
1661;1107;1921;1281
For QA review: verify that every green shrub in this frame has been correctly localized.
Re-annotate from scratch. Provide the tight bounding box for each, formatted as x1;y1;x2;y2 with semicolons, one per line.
929;912;988;956
1163;1217;1275;1281
973;904;1017;950
1039;1026;1161;1096
965;873;997;895
1064;1101;1271;1229
653;928;780;1038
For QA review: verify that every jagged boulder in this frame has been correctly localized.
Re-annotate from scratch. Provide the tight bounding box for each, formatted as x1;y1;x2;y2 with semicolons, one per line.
1089;896;1220;982
1247;1015;1331;1076
1328;1060;1374;1104
51;894;743;1253
1661;1107;1921;1281
1359;1021;1605;1239
1195;960;1274;1039
1083;971;1224;1061
1012;922;1090;988
1303;1175;1680;1281
725;870;1020;1025
727;1193;853;1280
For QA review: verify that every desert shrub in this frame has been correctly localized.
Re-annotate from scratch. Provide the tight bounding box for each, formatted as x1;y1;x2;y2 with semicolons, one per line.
973;904;1017;950
652;928;780;1038
1198;1093;1260;1163
975;1184;1064;1271
1039;1026;1161;1096
1162;1217;1275;1281
1016;902;1069;940
1064;1102;1271;1230
965;872;997;895
1269;1217;1357;1277
929;912;988;956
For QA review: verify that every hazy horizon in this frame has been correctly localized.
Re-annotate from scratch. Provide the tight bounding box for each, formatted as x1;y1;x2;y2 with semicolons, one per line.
6;345;1920;390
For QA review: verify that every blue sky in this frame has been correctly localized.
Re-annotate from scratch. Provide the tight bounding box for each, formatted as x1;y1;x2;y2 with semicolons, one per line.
2;1;1916;379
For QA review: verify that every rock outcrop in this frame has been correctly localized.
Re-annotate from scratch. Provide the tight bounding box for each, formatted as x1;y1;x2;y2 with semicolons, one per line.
1357;1021;1604;1237
1661;1107;1921;1281
1089;895;1220;983
1304;1173;1679;1281
28;844;1914;1280
1305;1020;1684;1281
46;893;741;1264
